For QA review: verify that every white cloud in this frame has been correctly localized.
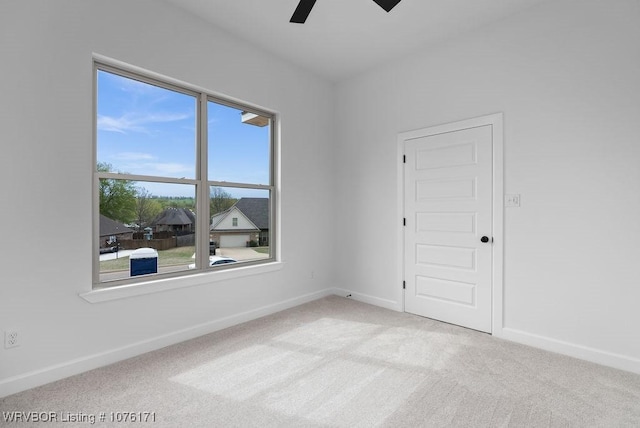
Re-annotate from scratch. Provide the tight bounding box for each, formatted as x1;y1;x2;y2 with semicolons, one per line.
119;77;156;93
112;152;157;161
111;75;166;97
97;115;139;134
115;162;191;176
113;161;194;178
146;162;194;176
97;112;191;134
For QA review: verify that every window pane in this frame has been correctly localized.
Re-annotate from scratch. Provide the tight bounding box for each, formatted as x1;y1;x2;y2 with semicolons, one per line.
208;101;270;185
99;180;197;283
209;187;271;266
94;63;277;287
97;70;197;179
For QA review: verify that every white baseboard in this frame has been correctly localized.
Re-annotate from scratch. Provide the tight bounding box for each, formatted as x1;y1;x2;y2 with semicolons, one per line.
5;291;637;398
331;288;402;312
0;288;335;398
498;327;640;375
329;289;640;375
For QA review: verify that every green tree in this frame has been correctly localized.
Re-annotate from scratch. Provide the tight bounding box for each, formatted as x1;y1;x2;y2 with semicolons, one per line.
152;196;195;210
134;188;163;232
98;162;137;224
210;187;236;215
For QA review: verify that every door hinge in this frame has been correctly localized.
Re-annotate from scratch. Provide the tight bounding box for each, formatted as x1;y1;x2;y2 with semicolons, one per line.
403;281;406;290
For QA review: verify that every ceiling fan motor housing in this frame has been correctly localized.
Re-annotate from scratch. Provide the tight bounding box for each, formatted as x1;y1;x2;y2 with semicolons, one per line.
291;0;402;24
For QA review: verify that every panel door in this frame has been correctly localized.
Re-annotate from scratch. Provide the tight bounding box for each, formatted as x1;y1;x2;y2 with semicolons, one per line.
404;124;493;333
220;234;250;248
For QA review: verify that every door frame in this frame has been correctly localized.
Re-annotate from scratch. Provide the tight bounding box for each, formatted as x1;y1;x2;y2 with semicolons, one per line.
397;113;504;335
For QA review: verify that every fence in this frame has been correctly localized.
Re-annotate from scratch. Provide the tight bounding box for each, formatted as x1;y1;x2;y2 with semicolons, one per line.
118;238;176;251
118;232;196;251
132;231;175;240
177;233;195;247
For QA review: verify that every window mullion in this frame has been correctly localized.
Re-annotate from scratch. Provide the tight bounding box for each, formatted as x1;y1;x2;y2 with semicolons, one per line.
208;181;273;191
197;93;210;271
96;172;198;186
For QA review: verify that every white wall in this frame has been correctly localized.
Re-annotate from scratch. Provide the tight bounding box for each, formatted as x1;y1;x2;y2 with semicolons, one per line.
0;0;335;395
334;0;640;371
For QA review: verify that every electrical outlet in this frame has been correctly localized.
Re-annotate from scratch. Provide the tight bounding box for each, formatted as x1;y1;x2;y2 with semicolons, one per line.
5;330;19;349
505;194;521;207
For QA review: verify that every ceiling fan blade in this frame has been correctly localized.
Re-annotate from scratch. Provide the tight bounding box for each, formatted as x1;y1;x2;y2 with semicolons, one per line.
372;0;402;13
290;0;317;24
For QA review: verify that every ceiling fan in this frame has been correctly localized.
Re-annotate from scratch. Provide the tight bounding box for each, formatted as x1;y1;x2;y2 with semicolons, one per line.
290;0;402;24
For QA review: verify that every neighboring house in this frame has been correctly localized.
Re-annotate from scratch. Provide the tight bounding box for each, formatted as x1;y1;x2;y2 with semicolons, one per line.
99;214;134;247
210;198;269;247
153;207;195;233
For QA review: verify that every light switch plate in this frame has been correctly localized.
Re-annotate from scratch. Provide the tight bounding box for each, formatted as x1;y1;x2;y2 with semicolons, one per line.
505;194;521;207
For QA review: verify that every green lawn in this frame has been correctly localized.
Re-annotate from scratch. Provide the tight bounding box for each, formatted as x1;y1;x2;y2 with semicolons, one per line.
100;246;195;272
101;245;271;272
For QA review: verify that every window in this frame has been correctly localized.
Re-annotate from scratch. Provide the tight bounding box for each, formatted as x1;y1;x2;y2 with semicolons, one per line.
94;62;276;288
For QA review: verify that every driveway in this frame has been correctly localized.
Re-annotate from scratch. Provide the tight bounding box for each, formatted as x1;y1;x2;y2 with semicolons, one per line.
215;247;270;261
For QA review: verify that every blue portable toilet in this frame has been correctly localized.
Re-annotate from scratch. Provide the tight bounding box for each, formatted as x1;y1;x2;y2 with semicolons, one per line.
130;247;158;276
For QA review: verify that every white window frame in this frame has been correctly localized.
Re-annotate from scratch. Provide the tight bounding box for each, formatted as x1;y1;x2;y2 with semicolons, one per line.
91;58;278;292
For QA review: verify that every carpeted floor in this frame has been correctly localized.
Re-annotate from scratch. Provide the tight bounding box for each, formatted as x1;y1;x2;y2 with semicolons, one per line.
2;296;640;427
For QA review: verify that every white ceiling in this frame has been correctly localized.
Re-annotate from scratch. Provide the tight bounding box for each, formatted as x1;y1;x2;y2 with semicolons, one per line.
164;0;549;82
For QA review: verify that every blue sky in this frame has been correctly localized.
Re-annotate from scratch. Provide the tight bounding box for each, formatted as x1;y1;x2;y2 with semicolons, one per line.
97;70;270;198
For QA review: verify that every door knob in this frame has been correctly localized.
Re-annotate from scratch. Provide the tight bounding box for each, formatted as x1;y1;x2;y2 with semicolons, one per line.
481;236;490;243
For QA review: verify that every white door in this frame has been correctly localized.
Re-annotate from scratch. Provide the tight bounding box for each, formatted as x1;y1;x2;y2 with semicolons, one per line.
403;124;493;333
220;234;249;248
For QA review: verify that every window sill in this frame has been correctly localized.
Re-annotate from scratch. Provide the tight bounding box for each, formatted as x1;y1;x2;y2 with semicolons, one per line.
80;261;284;303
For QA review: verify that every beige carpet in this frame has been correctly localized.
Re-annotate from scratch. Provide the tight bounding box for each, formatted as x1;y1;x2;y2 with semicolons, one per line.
2;296;640;427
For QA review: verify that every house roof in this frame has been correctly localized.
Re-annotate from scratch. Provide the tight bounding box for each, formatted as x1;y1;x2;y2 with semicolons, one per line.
211;208;232;227
99;215;133;237
210;206;260;232
234;198;269;230
210;198;269;231
153;207;195;226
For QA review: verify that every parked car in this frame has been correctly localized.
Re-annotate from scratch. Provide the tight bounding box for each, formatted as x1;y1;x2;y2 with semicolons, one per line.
99;246;119;254
188;256;237;269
